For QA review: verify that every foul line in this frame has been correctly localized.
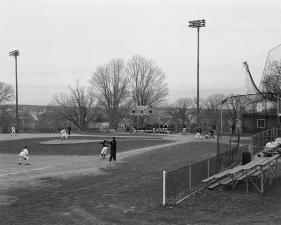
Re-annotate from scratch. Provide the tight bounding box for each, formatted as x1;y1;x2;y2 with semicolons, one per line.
0;164;63;178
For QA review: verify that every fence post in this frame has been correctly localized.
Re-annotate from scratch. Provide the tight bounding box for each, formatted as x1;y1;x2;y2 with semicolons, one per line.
248;136;253;157
207;159;210;178
188;165;192;191
162;170;166;206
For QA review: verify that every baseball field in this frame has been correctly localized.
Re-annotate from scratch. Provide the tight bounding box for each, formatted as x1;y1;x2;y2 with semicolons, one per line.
0;133;281;225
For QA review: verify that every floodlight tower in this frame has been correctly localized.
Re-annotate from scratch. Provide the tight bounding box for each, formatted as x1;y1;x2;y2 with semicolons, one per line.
9;50;20;133
188;19;206;127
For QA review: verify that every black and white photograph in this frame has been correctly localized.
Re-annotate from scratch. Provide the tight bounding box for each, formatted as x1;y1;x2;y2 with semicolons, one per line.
1;0;281;224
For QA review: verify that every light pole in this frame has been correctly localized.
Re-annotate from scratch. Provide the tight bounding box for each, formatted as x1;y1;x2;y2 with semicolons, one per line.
9;50;20;133
220;106;223;133
189;19;206;127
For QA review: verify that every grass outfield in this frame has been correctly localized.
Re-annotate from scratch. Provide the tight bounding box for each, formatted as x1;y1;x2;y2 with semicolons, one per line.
0;136;170;155
1;137;281;224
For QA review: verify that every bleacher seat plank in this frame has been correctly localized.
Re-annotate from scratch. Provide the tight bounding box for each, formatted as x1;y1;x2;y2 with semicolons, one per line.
219;177;234;185
202;169;231;183
250;165;270;177
257;155;279;166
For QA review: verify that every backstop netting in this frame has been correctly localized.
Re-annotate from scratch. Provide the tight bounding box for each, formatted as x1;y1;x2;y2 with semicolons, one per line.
216;132;244;171
260;44;281;91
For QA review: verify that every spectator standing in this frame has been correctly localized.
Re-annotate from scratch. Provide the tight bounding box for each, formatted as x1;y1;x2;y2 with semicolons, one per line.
109;137;117;162
231;124;235;134
209;127;215;139
160;124;163;134
163;123;168;134
183;126;186;135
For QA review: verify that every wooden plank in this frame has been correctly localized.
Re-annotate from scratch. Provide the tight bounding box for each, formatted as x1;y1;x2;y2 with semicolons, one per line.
202;169;231;183
219;177;234;185
208;182;221;189
257;155;279;166
250;164;271;177
204;158;265;183
241;158;265;170
208;176;233;189
227;166;244;175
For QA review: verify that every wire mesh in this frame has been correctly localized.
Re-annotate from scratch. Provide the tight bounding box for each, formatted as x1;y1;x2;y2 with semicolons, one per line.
216;132;242;171
165;155;218;204
163;128;281;205
252;128;281;155
165;164;190;203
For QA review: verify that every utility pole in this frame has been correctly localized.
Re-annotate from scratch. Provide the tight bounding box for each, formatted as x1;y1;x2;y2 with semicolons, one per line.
9;50;20;133
188;19;206;127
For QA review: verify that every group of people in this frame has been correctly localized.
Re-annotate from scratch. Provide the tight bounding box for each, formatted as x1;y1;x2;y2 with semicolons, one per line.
99;137;117;161
17;136;118;165
264;137;281;152
195;126;216;139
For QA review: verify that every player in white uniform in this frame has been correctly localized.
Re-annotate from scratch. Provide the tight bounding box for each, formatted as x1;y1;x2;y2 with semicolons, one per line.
11;126;16;136
100;140;108;159
60;129;68;139
18;146;29;165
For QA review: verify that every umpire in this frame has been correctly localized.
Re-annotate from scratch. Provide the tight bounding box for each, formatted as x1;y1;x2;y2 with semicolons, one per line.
109;137;117;162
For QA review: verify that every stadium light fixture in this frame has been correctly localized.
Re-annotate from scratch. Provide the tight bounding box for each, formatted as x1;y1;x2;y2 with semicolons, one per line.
9;50;20;133
188;19;206;127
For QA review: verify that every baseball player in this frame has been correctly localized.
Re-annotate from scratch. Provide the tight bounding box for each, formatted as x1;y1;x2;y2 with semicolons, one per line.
11;126;16;136
100;140;108;159
60;128;68;139
18;146;29;165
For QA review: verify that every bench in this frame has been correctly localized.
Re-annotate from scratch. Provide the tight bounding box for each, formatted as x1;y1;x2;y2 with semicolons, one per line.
202;169;231;183
203;154;280;193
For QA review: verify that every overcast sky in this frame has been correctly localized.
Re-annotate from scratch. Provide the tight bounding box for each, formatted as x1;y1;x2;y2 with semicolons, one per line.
0;0;281;105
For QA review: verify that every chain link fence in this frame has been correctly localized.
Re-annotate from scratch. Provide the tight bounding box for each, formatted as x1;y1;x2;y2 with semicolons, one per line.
252;128;281;155
163;132;249;205
164;155;217;205
162;129;281;205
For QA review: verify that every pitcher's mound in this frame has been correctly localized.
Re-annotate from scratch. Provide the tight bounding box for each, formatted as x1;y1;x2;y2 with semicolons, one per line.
40;139;99;145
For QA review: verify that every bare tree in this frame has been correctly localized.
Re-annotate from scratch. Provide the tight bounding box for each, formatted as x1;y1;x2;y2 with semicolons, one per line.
126;55;168;107
262;60;281;98
0;82;14;104
51;81;96;130
224;95;250;126
90;59;129;129
167;98;194;126
203;94;225;128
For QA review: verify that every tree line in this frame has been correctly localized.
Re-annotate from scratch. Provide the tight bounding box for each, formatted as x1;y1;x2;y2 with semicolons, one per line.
0;57;281;132
52;55;168;130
